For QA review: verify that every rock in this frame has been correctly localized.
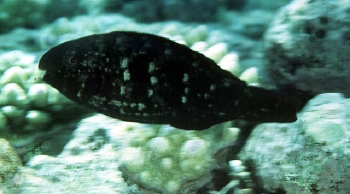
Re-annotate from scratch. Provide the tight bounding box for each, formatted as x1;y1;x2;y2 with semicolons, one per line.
38;114;241;194
239;93;350;193
264;0;350;96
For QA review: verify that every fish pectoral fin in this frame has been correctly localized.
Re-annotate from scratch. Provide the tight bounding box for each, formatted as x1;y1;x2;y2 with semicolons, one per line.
169;118;219;130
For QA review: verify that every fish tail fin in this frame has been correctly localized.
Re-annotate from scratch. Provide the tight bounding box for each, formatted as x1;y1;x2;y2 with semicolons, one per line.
235;86;301;123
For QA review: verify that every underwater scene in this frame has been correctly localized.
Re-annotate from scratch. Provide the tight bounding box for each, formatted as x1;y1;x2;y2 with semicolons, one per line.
0;0;350;193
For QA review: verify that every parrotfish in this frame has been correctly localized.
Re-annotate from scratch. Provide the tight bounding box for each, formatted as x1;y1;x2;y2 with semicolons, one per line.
39;31;299;130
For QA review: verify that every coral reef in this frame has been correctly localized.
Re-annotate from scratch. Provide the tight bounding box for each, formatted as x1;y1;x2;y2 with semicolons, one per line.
0;50;88;164
264;0;350;96
239;93;350;193
2;144;130;194
3;114;240;194
0;51;78;136
218;10;276;40
1;11;255;169
118;122;240;193
0;0;48;33
84;0;221;22
0;2;289;192
0;0;262;34
247;0;291;10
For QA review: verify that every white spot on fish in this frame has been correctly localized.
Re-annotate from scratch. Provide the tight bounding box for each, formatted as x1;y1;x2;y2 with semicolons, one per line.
123;69;130;81
121;58;129;69
148;89;153;97
181;96;187;103
182;73;189;83
120;86;126;95
223;79;231;87
184;87;189;94
150;76;158;85
148;62;155;73
164;49;172;56
210;84;216;91
138;103;146;111
89;95;107;107
116;37;123;44
109;100;122;106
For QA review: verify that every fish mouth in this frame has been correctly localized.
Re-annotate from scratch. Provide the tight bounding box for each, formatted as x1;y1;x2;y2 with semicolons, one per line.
38;52;58;83
39;70;65;93
40;70;54;83
38;59;51;72
38;49;62;72
38;61;50;81
38;52;49;71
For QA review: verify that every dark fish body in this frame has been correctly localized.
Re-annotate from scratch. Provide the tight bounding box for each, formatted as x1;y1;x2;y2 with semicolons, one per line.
39;31;299;130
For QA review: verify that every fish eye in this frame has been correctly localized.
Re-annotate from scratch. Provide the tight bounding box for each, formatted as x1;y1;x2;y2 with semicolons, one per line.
68;56;77;65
